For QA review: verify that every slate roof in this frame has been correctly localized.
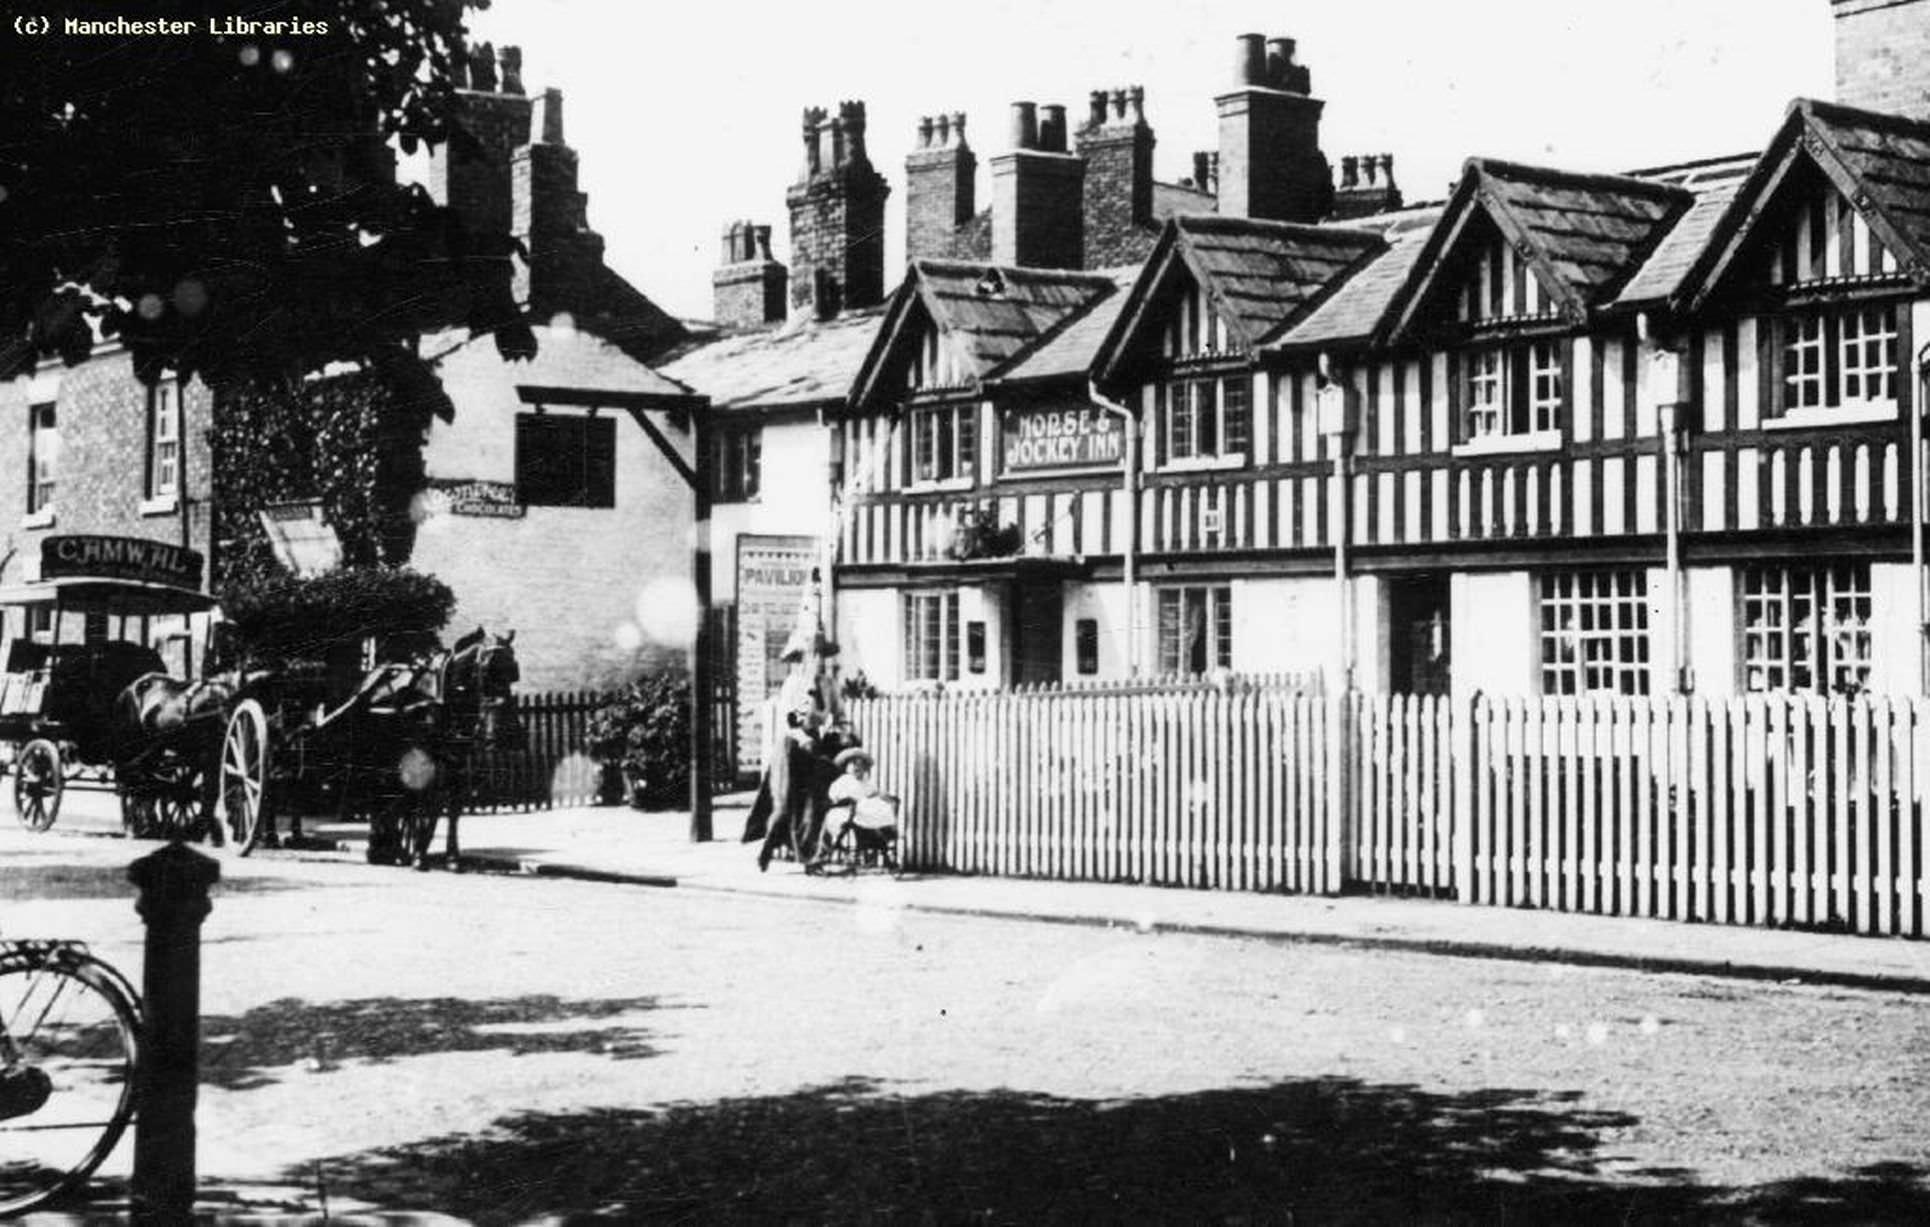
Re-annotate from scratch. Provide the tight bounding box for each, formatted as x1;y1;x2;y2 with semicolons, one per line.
1468;160;1691;305
914;261;1120;379
655;308;887;412
1153;180;1218;221
1167;215;1385;346
426;324;695;398
1610;181;1742;308
995;268;1138;383
1269;221;1438;351
1674;99;1930;311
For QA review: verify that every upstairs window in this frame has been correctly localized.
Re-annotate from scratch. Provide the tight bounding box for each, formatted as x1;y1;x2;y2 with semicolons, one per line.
1462;341;1563;442
1156;584;1232;675
147;381;182;502
1774;305;1898;419
710;425;760;503
26;401;56;517
909;402;975;485
1160;376;1249;464
903;590;961;683
515;413;616;508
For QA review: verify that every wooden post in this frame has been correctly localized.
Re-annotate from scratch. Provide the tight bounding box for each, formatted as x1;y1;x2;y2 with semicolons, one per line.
127;843;220;1225
690;405;715;843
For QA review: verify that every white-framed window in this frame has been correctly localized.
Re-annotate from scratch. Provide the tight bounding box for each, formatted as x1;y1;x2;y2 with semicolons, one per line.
910;402;976;485
1740;563;1872;694
1160;376;1249;464
1538;571;1650;696
1463;341;1563;441
26;605;54;645
1156;584;1232;675
903;590;962;683
1777;305;1898;417
26;401;56;515
147;381;182;502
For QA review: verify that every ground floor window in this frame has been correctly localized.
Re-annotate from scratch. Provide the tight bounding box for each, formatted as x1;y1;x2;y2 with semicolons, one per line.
1538;571;1649;696
1156;585;1232;675
903;590;961;683
1740;563;1872;694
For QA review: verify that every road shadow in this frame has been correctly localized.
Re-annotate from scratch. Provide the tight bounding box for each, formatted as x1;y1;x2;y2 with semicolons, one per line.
292;1075;1930;1224
198;994;667;1090
0;859;300;901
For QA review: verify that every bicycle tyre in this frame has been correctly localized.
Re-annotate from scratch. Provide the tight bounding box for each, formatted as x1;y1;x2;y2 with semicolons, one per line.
0;946;142;1218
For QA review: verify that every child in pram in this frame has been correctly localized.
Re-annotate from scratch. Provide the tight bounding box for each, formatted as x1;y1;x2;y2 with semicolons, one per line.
820;746;900;870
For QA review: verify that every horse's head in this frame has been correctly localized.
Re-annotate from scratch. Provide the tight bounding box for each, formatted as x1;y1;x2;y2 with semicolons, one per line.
445;626;523;748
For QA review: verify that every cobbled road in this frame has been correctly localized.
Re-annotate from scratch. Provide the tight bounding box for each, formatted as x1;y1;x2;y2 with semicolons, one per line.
4;821;1930;1224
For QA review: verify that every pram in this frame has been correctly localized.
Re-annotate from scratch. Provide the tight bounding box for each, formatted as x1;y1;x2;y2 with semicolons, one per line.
813;743;901;873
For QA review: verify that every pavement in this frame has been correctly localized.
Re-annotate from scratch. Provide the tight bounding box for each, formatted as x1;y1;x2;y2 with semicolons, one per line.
297;790;1930;996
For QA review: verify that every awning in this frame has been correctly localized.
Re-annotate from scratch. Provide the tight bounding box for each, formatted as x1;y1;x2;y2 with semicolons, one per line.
0;577;215;616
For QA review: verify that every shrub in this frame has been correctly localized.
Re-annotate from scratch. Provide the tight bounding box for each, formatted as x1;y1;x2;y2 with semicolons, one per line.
585;672;692;810
218;567;456;665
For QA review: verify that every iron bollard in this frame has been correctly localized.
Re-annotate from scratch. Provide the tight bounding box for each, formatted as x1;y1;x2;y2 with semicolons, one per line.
127;843;220;1225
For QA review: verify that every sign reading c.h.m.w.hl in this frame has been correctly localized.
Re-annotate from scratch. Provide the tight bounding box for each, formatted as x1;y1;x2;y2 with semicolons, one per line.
39;535;204;589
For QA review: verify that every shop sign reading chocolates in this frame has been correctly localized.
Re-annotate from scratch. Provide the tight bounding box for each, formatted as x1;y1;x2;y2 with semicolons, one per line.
999;406;1123;474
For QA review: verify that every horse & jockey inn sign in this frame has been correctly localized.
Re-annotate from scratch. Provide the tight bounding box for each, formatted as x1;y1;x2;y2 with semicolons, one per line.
999;405;1123;474
39;535;204;589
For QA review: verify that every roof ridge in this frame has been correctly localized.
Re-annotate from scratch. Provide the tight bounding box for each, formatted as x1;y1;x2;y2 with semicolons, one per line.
1174;214;1384;246
1796;96;1930;142
1466;156;1693;202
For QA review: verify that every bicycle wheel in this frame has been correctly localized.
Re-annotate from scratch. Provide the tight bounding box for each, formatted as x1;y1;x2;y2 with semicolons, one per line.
0;947;142;1217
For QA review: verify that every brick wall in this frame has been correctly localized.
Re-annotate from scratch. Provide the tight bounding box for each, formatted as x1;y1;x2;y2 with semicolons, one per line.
1216;88;1331;224
0;351;213;642
1078;124;1157;268
424;88;534;238
1834;0;1930;120
991;151;1085;270
907;136;977;263
787;166;890;316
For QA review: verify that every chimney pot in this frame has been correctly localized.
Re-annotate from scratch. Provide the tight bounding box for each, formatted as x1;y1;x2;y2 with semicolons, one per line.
1235;33;1267;87
498;46;524;95
1193;150;1212;187
1039;104;1067;152
1341;155;1359;188
1265;38;1297;87
1010;101;1038;151
952;112;968;146
918;115;934;149
1087;89;1109;130
533;87;564;145
1381;154;1397;187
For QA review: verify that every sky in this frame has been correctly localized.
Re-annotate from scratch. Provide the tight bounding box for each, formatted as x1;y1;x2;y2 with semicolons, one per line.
458;0;1836;322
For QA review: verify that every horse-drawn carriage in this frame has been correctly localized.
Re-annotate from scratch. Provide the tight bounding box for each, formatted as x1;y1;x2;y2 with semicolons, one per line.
0;552;216;835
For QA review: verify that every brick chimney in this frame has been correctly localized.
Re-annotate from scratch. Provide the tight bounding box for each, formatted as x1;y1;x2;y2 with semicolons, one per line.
1215;33;1332;223
1329;153;1403;221
512;88;607;318
787;101;891;319
1077;86;1155;266
991;101;1085;269
713;221;788;328
907;112;977;262
425;43;534;238
1833;0;1930;120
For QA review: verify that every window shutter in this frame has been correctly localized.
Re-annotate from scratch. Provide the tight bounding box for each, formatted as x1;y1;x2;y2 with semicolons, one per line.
1508;348;1530;435
1823;313;1842;408
1899;302;1915;419
585;416;616;507
1560;339;1576;437
1447;353;1465;445
1199;381;1218;456
1151;385;1167;468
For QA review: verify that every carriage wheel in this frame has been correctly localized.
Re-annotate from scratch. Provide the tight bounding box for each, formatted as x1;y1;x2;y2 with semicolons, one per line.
217;699;269;856
12;739;64;832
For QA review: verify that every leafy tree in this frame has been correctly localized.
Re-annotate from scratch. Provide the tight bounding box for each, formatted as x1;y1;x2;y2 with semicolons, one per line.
0;0;533;386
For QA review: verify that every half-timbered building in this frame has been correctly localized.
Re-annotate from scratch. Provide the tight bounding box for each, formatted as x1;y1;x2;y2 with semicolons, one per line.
825;5;1930;701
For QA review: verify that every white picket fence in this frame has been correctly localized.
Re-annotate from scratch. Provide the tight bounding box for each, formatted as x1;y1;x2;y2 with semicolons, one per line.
848;688;1930;939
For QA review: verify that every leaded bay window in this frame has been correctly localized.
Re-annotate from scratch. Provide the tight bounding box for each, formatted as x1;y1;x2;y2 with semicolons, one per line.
1161;375;1249;464
1463;340;1563;442
1740;563;1872;694
910;401;976;484
1538;571;1649;696
1156;584;1232;675
903;590;961;683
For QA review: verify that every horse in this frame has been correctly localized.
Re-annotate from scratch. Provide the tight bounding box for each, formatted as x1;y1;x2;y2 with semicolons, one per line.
379;626;524;870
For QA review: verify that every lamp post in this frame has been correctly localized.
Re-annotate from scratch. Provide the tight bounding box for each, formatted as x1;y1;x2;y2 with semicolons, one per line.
1316;370;1354;691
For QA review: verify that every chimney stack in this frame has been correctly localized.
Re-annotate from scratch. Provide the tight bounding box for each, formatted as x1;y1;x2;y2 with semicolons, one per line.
512;84;606;318
907;111;978;261
1076;84;1155;266
991;100;1085;269
1330;153;1403;221
1832;0;1930;121
713;220;788;328
1215;32;1332;223
787;100;890;319
426;43;534;239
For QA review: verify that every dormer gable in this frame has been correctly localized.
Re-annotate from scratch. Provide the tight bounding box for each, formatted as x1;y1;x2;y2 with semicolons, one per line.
849;260;1116;413
1096;215;1381;388
1386;158;1689;344
1677;99;1930;315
